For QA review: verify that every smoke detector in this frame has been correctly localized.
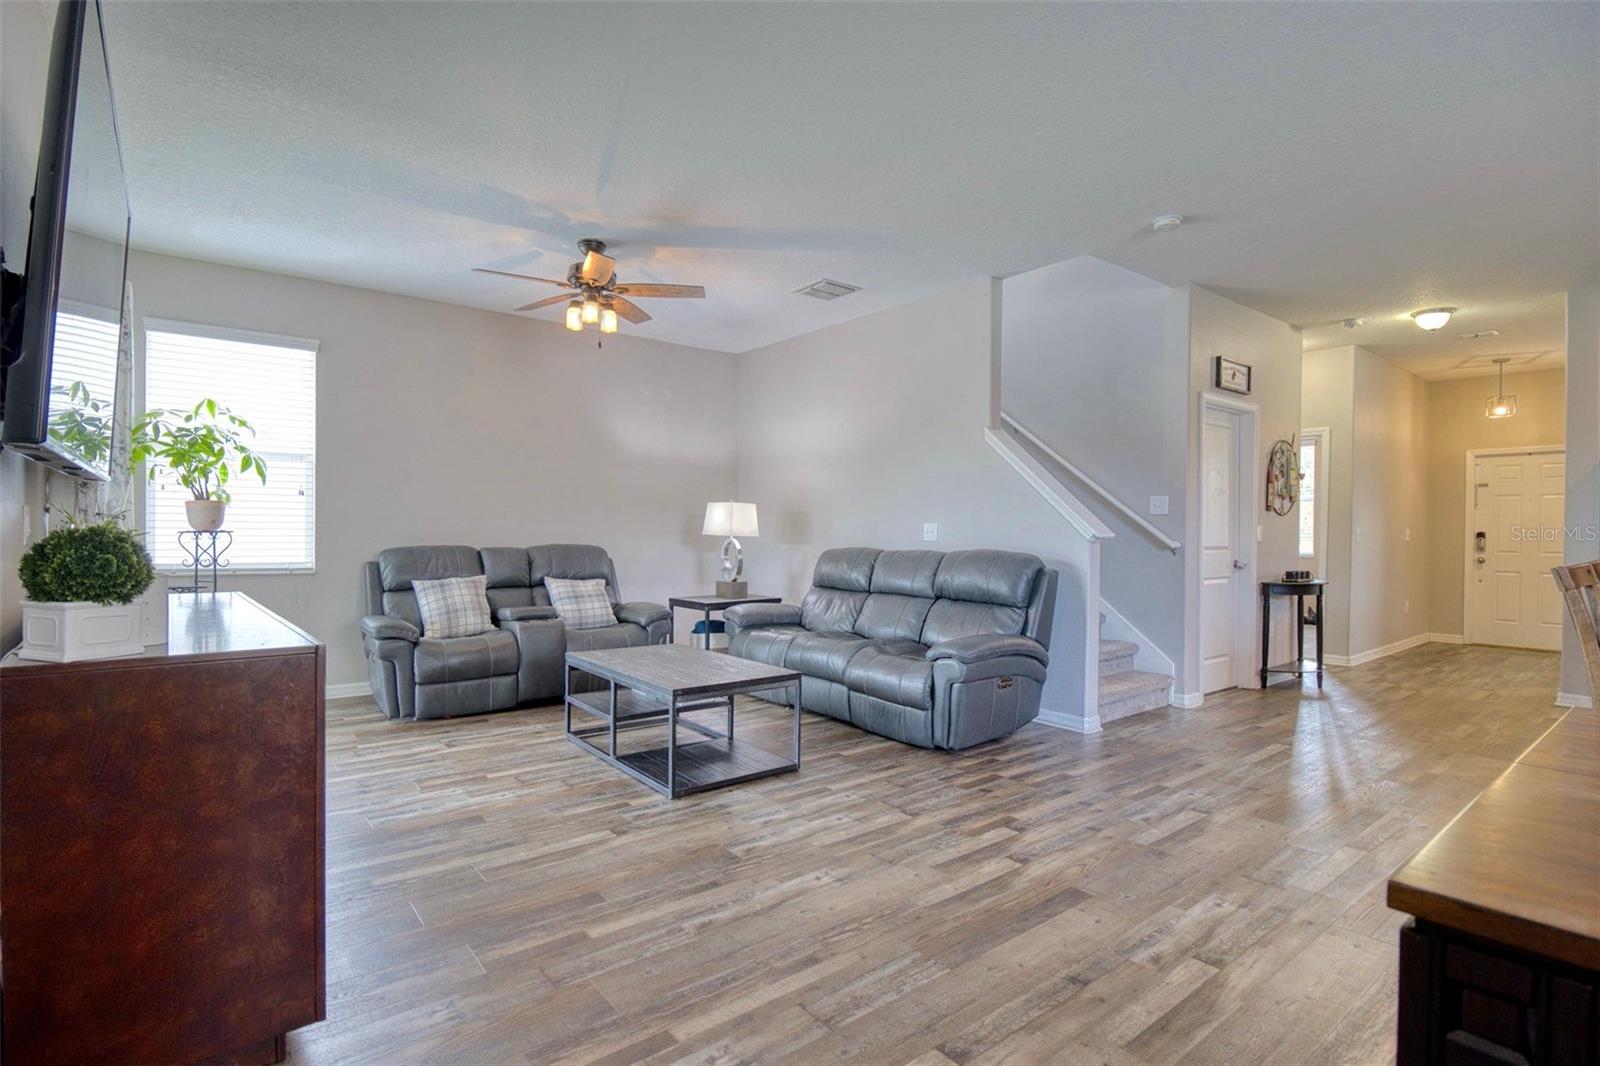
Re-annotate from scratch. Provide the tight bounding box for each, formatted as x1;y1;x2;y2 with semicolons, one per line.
1459;329;1501;340
794;278;861;301
1342;318;1364;329
1151;214;1184;233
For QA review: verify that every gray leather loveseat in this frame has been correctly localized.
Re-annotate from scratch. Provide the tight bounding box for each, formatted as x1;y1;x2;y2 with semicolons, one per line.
360;543;670;720
724;547;1057;750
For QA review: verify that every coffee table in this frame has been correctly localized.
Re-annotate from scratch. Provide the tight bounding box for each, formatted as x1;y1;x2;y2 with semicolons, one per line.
563;644;801;799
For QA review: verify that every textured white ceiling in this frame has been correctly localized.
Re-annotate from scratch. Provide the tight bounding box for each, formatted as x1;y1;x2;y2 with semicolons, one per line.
98;1;1599;356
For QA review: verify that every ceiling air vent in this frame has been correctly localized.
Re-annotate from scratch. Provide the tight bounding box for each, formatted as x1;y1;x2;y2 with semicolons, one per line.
794;278;861;301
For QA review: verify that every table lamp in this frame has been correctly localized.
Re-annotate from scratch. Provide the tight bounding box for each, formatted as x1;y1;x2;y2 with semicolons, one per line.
703;501;758;597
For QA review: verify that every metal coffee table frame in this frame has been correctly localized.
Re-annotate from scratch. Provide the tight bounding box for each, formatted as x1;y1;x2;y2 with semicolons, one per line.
563;647;802;799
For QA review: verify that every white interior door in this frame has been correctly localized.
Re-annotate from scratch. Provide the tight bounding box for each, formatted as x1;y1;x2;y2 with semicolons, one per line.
1469;450;1565;651
1201;408;1241;692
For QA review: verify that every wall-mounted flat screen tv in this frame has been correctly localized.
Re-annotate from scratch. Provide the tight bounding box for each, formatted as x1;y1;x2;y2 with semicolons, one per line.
0;0;129;481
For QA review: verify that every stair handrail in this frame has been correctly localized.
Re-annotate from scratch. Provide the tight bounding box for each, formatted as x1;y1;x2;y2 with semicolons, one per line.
1000;411;1181;555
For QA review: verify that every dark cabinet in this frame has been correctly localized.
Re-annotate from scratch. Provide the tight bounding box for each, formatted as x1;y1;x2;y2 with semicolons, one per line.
0;593;325;1064
1389;710;1600;1066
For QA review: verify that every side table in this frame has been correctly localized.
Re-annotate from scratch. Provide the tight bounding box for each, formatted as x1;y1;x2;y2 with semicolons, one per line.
668;593;783;650
1260;578;1325;688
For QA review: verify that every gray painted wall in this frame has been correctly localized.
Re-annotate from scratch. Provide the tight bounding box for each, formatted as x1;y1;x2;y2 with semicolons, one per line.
1564;285;1600;702
1184;285;1304;692
999;255;1188;669
734;277;1096;722
122;251;740;687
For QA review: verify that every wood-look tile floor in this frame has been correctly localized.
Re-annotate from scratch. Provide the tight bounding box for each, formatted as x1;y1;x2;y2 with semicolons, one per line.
295;643;1563;1065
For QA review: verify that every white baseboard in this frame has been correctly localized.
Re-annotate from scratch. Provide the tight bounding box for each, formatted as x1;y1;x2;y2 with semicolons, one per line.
1169;690;1203;709
326;682;371;701
1324;632;1435;667
1556;691;1595;709
1428;632;1466;644
1037;707;1103;734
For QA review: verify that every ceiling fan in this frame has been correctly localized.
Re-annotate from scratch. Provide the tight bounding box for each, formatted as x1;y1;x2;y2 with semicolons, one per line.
473;238;705;335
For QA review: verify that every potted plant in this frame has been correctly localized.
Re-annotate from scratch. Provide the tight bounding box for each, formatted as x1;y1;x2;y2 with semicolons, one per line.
17;520;156;662
130;400;268;530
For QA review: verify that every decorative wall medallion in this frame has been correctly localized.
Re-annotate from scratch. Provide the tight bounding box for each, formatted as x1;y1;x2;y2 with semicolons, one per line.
1266;438;1299;515
1215;356;1252;395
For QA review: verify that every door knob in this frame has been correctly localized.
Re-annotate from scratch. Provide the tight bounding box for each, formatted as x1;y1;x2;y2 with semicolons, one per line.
1233;559;1247;571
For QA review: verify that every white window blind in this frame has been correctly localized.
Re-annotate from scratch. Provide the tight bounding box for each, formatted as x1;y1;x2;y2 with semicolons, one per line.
143;321;317;571
52;306;120;405
1298;440;1317;558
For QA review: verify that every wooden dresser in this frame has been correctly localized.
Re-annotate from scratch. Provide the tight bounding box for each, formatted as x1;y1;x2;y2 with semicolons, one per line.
1389;709;1600;1065
0;592;325;1064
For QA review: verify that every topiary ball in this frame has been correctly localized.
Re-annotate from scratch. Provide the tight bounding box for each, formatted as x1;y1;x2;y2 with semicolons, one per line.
18;521;155;605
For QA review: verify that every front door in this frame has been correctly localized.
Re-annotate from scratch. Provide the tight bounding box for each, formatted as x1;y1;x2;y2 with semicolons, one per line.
1201;408;1242;692
1469;449;1566;651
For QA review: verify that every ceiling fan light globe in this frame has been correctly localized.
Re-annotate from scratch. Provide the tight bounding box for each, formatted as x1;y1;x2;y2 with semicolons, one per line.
565;301;584;332
581;297;601;325
600;307;619;334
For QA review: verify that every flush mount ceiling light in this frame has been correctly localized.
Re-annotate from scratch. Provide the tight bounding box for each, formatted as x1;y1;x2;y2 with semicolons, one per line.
1485;357;1517;420
1151;214;1184;233
1411;306;1457;331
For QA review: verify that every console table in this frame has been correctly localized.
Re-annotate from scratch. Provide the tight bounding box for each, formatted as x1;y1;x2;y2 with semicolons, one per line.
1388;709;1599;1064
0;593;325;1064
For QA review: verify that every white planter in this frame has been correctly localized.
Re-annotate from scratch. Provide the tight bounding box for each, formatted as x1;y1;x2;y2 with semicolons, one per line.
185;499;226;531
138;577;169;647
18;601;145;662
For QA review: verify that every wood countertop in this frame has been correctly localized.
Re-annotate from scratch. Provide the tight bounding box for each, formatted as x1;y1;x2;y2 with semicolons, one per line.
1388;709;1600;970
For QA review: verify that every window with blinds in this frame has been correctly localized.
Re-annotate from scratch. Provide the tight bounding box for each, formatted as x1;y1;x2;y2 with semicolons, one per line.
142;321;317;571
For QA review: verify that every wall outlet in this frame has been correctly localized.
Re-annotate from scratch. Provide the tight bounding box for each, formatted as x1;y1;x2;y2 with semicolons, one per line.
922;522;938;542
1355;525;1361;543
1149;495;1169;516
1404;527;1412;542
1257;524;1263;543
1404;599;1410;614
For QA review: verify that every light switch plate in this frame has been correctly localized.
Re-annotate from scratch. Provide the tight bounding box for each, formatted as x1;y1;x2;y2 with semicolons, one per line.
922;522;938;542
1149;495;1169;516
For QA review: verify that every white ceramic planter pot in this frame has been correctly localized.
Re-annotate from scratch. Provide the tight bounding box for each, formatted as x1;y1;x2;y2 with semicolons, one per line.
18;601;145;662
185;499;226;531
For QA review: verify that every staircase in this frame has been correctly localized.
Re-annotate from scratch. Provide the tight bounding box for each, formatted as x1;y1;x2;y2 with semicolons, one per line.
1097;614;1172;723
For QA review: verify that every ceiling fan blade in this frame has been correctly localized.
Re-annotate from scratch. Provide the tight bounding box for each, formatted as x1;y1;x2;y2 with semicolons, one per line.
514;293;577;312
579;250;616;287
472;267;572;288
612;284;705;299
608;295;651;324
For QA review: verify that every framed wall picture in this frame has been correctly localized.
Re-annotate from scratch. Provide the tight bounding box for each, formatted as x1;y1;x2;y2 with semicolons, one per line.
1214;356;1252;395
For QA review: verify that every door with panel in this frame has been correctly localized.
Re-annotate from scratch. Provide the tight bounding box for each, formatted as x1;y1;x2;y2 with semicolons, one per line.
1201;408;1242;692
1469;449;1566;651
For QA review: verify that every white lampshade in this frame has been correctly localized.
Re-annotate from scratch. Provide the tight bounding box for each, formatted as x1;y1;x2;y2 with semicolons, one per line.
702;501;759;538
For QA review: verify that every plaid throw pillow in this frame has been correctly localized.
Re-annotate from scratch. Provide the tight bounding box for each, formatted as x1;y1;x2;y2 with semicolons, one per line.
412;575;493;639
545;577;616;630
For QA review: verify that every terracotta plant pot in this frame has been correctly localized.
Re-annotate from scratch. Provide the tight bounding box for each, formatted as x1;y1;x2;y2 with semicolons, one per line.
185;499;226;531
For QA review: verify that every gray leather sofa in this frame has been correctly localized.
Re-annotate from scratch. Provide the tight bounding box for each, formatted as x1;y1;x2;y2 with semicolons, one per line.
360;543;671;720
724;547;1057;750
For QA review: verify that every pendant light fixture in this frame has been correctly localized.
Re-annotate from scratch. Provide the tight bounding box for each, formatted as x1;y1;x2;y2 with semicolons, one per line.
1485;358;1517;420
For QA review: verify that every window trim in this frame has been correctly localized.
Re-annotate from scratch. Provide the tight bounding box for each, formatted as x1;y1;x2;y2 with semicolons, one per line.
139;316;319;575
